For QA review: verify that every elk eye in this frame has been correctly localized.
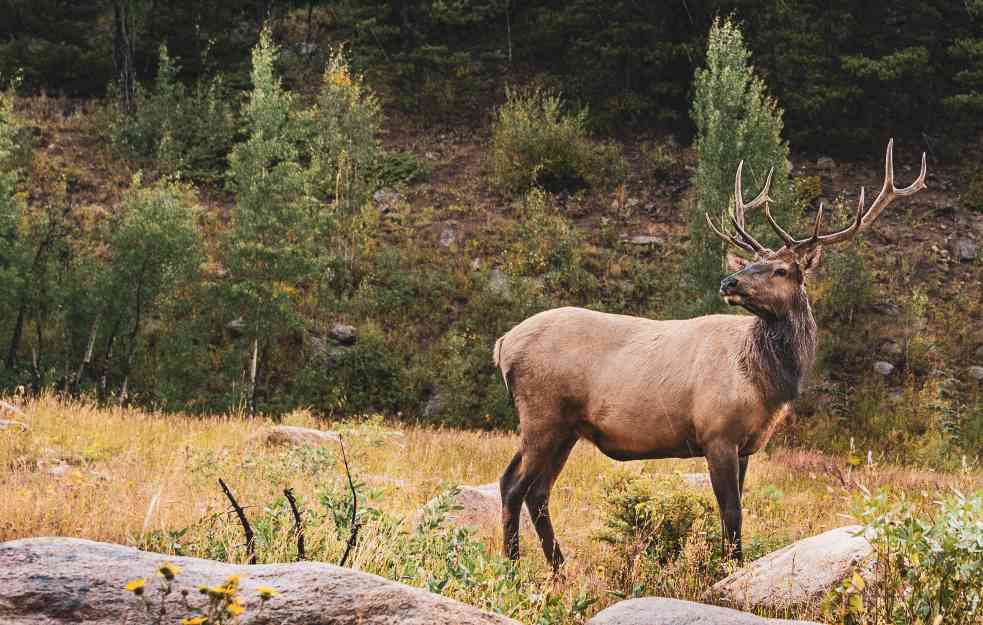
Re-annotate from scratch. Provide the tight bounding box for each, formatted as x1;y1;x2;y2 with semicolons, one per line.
774;268;787;277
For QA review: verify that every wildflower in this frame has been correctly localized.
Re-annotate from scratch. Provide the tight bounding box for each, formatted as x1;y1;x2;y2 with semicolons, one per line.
181;617;209;625
207;586;227;600
257;586;278;601
198;585;209;595
124;578;146;596
223;574;241;593
158;562;182;581
226;600;245;617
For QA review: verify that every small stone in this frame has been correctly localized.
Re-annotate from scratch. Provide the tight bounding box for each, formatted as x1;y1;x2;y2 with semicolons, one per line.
225;317;246;338
948;238;977;262
968;366;983;381
372;188;402;208
470;258;482;271
870;301;900;316
413;483;534;536
487;268;511;297
47;463;70;477
328;323;357;346
974;345;983;360
680;473;710;487
622;235;665;246
0;419;28;432
422;393;446;419
265;426;341;448
873;361;895;376
879;340;903;357
0;400;25;417
816;156;836;170
439;227;457;248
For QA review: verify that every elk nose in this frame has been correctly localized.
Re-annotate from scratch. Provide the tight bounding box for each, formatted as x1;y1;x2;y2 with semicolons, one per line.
720;276;738;293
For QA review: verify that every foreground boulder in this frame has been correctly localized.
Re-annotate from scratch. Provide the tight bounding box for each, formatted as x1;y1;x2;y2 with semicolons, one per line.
711;525;872;609
264;425;341;447
587;598;820;625
0;538;520;625
415;483;534;536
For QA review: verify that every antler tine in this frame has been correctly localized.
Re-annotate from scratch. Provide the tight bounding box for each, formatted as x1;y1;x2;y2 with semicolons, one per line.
729;161;770;253
858;139;928;231
705;212;758;255
789;140;927;251
763;202;797;248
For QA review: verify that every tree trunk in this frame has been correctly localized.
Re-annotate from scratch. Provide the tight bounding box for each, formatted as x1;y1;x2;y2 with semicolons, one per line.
112;0;137;113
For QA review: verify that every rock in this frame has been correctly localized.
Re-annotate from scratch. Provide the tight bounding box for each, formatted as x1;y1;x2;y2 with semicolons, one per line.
328;323;357;346
422;393;446;419
968;366;983;381
0;420;28;432
587;597;820;625
0;537;518;625
949;237;977;262
873;361;895;376
487;268;511;297
680;473;710;487
710;525;873;609
470;258;482;271
816;156;835;170
226;317;246;338
870;301;900;316
264;425;341;448
372;188;402;208
0;400;25;417
975;345;983;360
622;235;665;246
439;226;457;248
414;483;534;536
879;340;903;357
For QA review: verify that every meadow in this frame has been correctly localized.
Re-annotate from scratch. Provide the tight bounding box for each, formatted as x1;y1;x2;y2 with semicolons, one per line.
3;396;980;623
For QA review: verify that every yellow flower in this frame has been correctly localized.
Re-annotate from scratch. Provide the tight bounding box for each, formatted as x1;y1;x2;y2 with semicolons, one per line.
181;617;209;625
223;574;241;592
158;562;182;581
124;578;146;595
197;585;209;595
256;586;278;600
226;600;245;617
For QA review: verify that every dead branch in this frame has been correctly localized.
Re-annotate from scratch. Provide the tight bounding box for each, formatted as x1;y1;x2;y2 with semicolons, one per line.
337;436;359;567
283;487;305;561
218;478;257;565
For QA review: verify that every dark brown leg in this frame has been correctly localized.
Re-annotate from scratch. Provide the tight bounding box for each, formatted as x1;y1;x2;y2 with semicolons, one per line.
707;443;743;561
500;450;525;560
738;455;749;495
524;435;577;570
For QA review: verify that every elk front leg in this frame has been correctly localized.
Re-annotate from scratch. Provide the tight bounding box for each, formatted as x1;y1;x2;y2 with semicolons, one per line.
738;455;749;495
707;443;743;561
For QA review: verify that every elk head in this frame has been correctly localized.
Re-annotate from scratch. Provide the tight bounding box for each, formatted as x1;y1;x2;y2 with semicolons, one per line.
707;140;927;319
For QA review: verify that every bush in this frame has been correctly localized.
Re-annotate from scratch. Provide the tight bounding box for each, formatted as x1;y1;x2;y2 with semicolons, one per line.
824;491;983;625
103;45;238;182
306;47;382;211
597;471;719;597
490;86;624;195
685;17;792;313
963;168;983;213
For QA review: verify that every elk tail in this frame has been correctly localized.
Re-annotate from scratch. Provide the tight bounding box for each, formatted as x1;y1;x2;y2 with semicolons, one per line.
493;335;514;405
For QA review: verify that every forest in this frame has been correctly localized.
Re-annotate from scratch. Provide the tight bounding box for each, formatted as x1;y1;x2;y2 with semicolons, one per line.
1;0;981;461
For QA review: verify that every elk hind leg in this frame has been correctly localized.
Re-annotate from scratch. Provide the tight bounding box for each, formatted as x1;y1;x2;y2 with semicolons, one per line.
524;434;577;570
500;449;524;560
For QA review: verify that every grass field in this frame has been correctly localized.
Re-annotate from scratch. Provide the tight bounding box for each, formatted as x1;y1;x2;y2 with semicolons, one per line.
2;396;981;623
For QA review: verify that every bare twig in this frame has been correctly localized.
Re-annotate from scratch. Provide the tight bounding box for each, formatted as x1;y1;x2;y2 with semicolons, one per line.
218;478;256;564
338;436;359;567
283;488;305;561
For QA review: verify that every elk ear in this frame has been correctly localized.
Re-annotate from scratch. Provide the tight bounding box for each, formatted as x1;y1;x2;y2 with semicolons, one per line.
799;245;823;277
725;253;750;273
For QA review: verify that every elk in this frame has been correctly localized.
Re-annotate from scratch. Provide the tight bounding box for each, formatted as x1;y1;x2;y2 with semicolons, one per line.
494;140;927;568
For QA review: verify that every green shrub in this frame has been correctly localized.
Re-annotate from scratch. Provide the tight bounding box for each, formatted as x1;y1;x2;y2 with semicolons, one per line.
793;175;823;211
686;16;792;314
367;150;432;188
817;242;873;327
103;45;238;182
963;168;983;213
825;491;983;625
490;86;624;195
306;47;382;211
597;471;719;597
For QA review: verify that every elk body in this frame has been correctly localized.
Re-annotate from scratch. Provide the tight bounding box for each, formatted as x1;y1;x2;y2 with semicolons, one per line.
494;141;927;568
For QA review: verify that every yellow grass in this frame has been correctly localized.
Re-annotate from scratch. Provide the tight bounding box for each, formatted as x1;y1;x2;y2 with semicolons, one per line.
2;395;981;622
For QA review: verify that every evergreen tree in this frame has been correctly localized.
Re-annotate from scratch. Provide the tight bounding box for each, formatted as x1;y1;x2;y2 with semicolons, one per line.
685;16;790;315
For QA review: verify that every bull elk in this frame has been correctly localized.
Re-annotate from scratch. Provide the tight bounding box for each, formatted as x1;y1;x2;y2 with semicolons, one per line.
494;140;927;568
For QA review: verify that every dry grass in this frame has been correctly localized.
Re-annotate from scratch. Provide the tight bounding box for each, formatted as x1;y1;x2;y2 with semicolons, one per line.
2;395;981;622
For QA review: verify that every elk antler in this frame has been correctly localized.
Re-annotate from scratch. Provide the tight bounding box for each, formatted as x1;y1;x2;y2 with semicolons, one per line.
774;139;927;253
706;161;774;256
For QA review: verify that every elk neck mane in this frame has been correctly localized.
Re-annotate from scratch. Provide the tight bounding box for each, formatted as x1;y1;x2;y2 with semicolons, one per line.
740;288;817;405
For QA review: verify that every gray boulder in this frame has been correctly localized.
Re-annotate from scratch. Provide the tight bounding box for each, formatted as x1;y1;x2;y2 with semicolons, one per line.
968;365;983;381
0;537;519;625
329;323;358;346
264;425;341;447
816;156;836;170
873;361;894;376
414;483;534;536
587;598;820;624
0;419;27;432
710;525;872;609
949;237;977;262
